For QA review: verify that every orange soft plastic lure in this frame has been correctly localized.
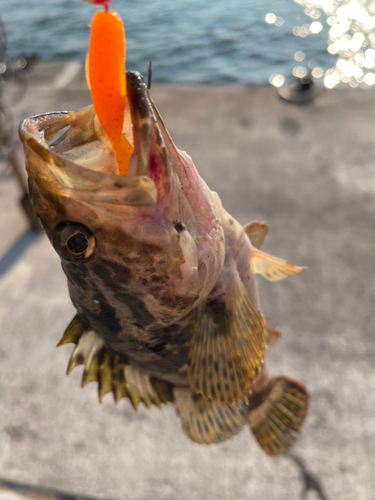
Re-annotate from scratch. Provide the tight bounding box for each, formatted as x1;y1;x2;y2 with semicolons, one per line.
87;8;133;175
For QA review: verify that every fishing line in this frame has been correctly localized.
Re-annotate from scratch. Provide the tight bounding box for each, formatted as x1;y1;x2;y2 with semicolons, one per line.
147;60;152;90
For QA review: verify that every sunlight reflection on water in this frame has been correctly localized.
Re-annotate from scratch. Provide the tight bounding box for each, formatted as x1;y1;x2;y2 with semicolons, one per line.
268;0;375;88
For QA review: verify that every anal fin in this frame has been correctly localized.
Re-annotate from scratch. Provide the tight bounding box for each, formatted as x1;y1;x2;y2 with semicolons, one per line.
263;316;282;350
248;376;308;456
243;221;268;249
189;259;265;405
251;249;307;281
174;388;247;444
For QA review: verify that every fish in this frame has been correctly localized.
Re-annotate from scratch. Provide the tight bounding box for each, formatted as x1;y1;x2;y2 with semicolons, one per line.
20;71;308;456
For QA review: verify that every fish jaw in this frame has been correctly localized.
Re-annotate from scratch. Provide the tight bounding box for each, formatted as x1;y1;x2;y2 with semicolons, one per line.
19;71;225;332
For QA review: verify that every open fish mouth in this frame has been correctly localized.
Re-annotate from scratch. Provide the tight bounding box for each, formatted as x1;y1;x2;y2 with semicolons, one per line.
19;71;168;208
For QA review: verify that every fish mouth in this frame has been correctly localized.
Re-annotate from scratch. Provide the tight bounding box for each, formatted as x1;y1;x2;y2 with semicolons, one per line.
19;71;170;208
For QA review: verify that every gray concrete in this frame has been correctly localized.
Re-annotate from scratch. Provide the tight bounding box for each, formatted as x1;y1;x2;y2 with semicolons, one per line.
0;61;374;500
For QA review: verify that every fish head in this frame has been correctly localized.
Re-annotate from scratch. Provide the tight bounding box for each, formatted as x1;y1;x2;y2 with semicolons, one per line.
20;71;225;332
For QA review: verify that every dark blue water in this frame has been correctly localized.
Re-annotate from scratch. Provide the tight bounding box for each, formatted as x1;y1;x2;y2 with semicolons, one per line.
0;0;335;84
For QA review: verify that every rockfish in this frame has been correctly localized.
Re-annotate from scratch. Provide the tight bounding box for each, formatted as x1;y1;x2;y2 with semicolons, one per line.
20;72;308;456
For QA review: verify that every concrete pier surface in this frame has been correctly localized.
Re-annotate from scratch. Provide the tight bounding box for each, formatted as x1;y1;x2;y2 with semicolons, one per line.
0;62;374;500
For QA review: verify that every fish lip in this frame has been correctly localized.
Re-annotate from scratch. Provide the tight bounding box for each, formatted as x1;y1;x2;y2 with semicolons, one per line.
126;71;150;123
126;71;152;177
126;71;173;197
18;77;158;207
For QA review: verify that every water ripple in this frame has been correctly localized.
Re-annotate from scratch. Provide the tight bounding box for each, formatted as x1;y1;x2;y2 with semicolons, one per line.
0;0;333;84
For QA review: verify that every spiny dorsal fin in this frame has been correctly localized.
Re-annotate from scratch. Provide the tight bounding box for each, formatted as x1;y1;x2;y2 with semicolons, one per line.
81;349;100;387
243;221;268;249
124;365;171;409
251;249;307;281
112;356;129;404
66;329;103;376
248;376;308;456
263;317;282;350
174;388;247;444
57;314;89;347
188;259;265;405
98;349;113;403
62;327;173;408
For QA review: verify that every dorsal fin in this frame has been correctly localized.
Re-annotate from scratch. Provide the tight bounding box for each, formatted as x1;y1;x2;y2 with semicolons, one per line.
56;315;89;347
188;258;265;405
66;329;103;376
98;349;114;403
243;220;268;248
174;388;247;444
57;325;173;408
251;248;307;281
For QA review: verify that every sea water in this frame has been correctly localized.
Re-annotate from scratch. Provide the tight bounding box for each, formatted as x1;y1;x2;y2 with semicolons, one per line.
0;0;335;84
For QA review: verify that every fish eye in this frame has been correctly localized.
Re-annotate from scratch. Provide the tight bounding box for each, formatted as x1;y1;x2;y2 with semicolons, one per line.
53;222;96;261
67;232;89;254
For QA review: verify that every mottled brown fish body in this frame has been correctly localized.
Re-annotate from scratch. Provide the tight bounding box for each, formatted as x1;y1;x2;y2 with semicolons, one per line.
20;71;308;455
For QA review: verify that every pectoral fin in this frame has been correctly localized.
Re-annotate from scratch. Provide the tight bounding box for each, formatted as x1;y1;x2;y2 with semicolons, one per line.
251;249;307;281
243;221;268;248
188;262;265;405
174;388;247;444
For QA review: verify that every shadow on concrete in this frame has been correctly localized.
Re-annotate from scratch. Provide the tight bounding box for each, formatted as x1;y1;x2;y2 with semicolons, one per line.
286;453;330;500
0;229;42;278
0;478;110;500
